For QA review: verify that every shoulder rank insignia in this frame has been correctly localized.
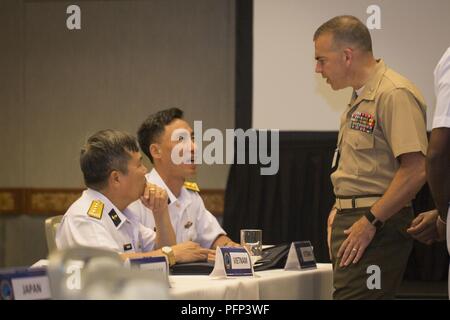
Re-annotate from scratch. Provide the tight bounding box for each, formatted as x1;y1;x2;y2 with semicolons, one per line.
184;181;200;192
108;209;122;227
87;200;104;220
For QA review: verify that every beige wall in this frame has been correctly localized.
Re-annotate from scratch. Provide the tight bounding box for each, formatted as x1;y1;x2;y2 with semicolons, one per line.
0;0;235;190
0;0;235;267
0;0;25;187
253;0;450;130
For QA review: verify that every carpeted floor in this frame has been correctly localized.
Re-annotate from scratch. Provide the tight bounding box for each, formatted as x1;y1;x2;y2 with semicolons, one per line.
396;280;449;299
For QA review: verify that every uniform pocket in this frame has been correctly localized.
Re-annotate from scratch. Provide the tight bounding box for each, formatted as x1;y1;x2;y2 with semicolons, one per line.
345;130;376;176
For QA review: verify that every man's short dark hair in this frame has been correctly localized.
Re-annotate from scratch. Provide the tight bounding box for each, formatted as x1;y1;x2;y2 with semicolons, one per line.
137;108;184;163
313;15;373;53
80;129;139;190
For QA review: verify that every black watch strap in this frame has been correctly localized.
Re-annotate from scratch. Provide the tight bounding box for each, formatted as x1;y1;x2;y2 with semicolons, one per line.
365;210;384;230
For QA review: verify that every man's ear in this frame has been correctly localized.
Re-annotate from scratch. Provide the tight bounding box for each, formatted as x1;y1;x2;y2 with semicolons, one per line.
150;144;162;160
343;47;354;66
108;170;121;187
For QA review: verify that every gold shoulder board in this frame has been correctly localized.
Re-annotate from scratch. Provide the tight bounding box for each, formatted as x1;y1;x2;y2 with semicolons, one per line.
183;181;200;192
87;200;104;220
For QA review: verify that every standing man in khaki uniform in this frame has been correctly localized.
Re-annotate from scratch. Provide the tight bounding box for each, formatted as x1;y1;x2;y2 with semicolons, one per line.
314;15;428;299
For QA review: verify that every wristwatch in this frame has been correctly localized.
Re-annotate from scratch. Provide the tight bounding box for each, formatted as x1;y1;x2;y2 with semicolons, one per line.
162;246;176;267
365;209;384;231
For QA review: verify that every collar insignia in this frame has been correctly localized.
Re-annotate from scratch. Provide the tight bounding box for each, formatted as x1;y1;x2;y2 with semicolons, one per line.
108;209;122;227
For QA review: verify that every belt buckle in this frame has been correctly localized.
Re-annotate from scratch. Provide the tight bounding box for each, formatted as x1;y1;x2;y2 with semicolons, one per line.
337;198;342;210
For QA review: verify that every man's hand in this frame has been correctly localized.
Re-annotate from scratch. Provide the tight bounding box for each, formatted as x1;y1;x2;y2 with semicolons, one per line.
141;183;176;247
207;249;217;262
208;236;239;262
337;216;376;267
211;235;239;249
172;241;210;263
140;183;169;217
221;240;240;247
327;207;337;260
119;241;212;263
406;209;439;245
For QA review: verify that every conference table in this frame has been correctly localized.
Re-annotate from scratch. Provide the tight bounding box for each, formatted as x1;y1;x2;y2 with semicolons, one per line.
30;259;333;300
169;263;333;300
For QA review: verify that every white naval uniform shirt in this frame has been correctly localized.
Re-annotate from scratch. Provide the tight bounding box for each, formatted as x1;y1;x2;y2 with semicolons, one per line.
128;169;226;249
433;47;450;297
433;47;450;247
56;188;157;253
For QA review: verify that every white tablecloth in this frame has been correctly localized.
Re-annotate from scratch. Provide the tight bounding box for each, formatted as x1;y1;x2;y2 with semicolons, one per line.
32;259;333;300
169;263;333;300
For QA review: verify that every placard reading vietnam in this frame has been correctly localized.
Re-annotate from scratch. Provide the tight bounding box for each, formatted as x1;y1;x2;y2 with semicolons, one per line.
210;247;254;278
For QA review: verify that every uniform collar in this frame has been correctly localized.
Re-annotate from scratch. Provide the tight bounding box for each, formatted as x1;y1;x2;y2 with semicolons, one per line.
349;59;386;107
85;188;128;229
177;186;192;206
355;85;365;97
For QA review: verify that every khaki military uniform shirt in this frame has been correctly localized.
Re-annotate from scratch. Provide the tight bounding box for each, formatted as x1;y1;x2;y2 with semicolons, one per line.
331;60;428;196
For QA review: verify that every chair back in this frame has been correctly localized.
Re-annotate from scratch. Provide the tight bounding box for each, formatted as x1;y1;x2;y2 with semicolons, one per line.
45;215;63;254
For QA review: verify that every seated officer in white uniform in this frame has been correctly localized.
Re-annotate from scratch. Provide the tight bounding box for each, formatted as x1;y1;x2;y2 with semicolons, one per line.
134;108;239;251
56;129;210;263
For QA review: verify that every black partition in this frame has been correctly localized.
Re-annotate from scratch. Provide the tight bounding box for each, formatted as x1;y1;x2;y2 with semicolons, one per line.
223;131;336;263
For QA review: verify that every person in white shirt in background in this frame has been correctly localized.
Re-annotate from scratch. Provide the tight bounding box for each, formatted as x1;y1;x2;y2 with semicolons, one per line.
56;129;209;264
407;47;450;297
133;108;239;260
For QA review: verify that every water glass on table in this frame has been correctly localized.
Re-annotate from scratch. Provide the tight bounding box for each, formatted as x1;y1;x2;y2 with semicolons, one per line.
240;229;262;265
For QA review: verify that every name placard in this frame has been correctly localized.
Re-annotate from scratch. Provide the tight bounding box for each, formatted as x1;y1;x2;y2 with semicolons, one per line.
124;256;170;286
210;247;253;278
0;267;51;300
127;256;167;272
284;241;317;270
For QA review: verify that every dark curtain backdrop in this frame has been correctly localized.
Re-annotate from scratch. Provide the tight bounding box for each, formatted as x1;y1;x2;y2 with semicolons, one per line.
223;132;336;263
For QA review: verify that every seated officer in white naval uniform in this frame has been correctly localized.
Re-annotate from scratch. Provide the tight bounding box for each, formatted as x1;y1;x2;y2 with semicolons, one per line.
134;108;239;252
56;129;210;263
